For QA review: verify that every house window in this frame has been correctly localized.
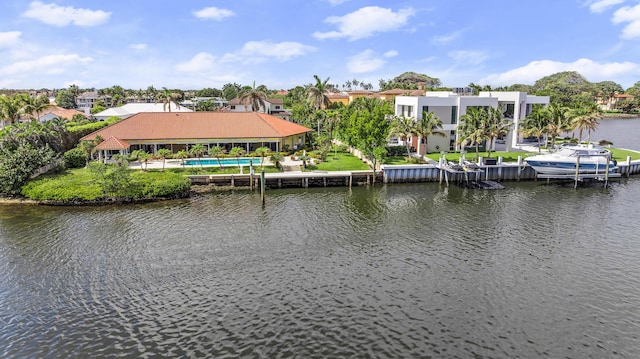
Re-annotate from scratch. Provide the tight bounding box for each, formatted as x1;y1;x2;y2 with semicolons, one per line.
275;105;281;109
451;106;457;124
407;106;413;117
230;105;236;110
422;106;429;115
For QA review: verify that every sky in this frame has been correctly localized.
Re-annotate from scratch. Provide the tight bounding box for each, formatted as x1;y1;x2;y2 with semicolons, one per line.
1;0;640;91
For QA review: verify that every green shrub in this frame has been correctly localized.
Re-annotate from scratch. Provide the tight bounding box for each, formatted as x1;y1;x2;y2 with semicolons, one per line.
63;147;87;168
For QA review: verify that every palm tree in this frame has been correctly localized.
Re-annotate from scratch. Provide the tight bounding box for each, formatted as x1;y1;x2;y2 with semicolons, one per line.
131;150;150;170
156;148;172;171
547;103;570;149
255;146;270;170
415;111;446;159
390;115;416;158
457;107;486;158
0;94;21;126
307;75;331;110
270;152;284;171
229;146;246;169
189;143;206;169
208;145;225;171
175;149;189;168
520;107;550;152
157;88;181;112
568;104;601;143
484;107;512;158
239;81;267;112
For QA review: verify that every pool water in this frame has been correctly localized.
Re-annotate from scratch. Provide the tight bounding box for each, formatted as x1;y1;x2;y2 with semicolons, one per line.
184;157;263;166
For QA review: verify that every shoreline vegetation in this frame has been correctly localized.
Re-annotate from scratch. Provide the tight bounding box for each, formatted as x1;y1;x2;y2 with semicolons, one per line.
5;146;639;206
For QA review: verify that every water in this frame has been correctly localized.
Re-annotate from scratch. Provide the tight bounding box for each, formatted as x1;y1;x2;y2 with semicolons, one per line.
184;157;261;167
1;120;640;358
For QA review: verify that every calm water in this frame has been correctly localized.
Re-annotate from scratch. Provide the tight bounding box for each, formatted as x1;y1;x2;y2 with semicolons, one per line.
1;119;639;358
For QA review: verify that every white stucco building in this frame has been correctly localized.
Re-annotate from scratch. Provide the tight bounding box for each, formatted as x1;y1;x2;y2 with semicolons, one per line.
393;91;550;153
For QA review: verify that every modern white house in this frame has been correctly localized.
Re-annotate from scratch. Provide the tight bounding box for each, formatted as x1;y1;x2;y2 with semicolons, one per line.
92;103;193;121
393;91;550;154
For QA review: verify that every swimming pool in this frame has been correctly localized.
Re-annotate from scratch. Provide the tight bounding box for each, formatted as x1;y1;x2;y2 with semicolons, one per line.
184;157;264;166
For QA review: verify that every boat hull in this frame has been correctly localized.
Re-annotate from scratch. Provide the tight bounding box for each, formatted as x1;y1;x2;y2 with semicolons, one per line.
526;160;615;175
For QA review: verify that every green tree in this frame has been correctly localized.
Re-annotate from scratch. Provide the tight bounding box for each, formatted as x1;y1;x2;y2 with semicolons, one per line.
307;75;331;110
222;83;242;101
457;107;486;158
484;107;512;158
390;115;416;158
568;104;601;143
239;81;267;112
229;146;246;169
520;106;551;152
189;143;206;169
156;88;182;112
175;149;189;168
254;146;270;169
415;111;446;159
55;90;76;109
156;148;172;171
208;145;225;170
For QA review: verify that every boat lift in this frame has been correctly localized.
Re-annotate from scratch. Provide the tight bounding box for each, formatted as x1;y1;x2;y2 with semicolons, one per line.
535;153;621;188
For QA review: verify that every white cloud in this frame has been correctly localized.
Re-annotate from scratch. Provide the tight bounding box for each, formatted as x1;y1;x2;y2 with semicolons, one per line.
229;41;317;63
347;50;385;73
193;7;235;21
129;43;148;51
432;30;462;45
612;3;640;39
448;50;488;65
0;54;93;76
0;31;21;48
22;1;111;27
328;0;349;5
384;50;398;58
588;0;626;13
175;52;217;72
479;58;640;87
313;6;415;41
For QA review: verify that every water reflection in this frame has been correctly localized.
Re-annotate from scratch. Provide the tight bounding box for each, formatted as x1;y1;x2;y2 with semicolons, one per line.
1;180;640;358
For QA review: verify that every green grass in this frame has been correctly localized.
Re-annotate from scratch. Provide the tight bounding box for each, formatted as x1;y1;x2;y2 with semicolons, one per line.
306;152;371;171
609;148;640;161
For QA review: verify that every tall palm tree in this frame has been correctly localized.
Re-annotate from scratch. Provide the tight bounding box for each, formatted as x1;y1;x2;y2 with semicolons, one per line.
390;115;416;158
157;88;182;112
156;148;172;172
457;107;486;158
208;145;225;171
175;149;188;168
255;146;270;169
547;103;570;149
568;104;601;143
229;146;246;169
189;143;206;169
484;107;512;158
307;75;331;110
239;81;267;112
415;111;445;158
520;107;550;152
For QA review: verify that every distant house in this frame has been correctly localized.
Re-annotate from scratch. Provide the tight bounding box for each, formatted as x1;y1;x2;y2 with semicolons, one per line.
37;106;85;122
598;93;635;111
92;102;193;121
81;112;312;158
226;98;291;120
76;91;109;115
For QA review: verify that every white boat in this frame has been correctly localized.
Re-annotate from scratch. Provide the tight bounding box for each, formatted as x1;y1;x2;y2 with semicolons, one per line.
525;144;616;175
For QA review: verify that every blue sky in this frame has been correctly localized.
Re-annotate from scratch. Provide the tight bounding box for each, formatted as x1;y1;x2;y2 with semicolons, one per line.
1;0;639;91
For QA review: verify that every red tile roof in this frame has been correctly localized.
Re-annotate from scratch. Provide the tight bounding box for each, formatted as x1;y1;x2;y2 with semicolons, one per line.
42;106;85;120
81;112;312;142
96;136;130;150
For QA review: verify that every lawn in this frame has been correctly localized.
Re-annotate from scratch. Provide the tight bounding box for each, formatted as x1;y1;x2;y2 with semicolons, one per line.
306;152;371;171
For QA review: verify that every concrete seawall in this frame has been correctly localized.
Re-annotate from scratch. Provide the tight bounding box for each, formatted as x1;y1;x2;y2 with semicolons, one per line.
189;158;640;188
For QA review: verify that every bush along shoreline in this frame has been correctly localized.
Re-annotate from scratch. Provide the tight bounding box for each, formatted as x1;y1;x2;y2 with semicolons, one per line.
20;162;192;206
